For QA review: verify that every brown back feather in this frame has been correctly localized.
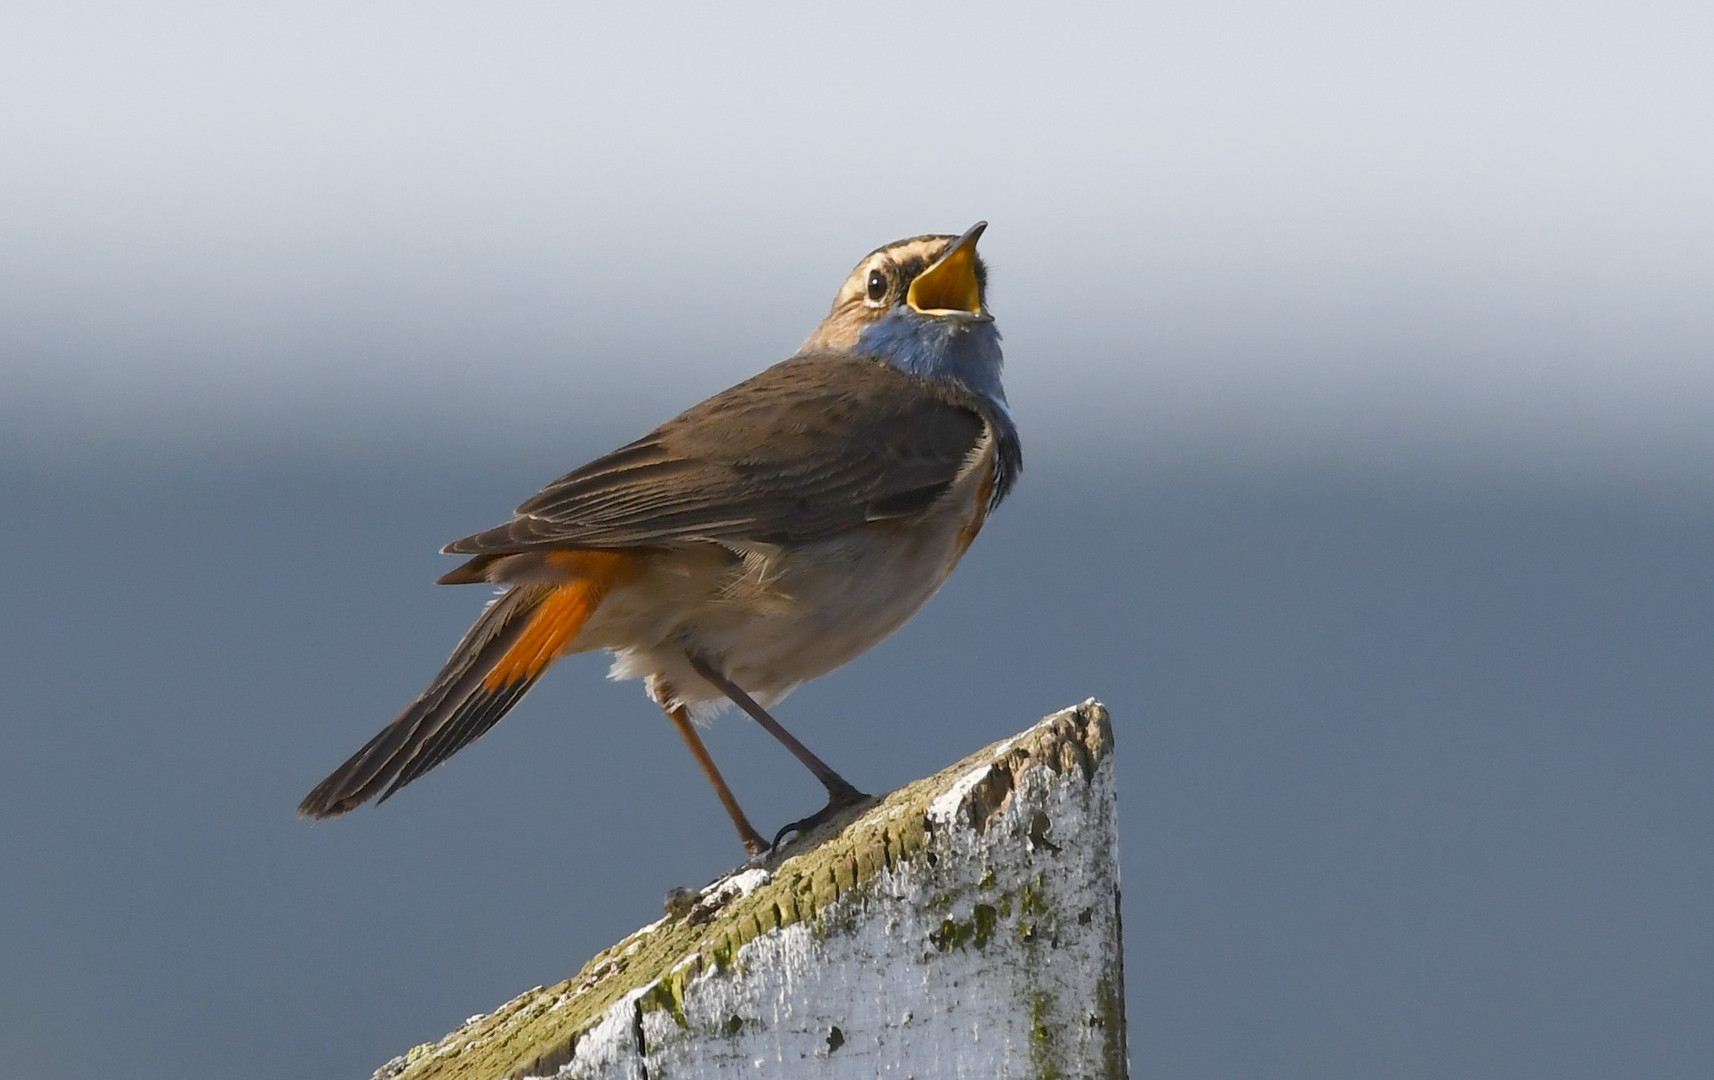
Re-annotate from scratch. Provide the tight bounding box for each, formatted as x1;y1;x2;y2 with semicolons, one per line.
443;353;991;556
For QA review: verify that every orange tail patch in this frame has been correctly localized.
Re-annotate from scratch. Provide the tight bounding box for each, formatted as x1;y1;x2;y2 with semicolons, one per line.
482;550;639;690
298;550;645;818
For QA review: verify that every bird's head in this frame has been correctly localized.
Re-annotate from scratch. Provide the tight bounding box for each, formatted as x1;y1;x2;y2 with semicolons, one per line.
802;222;992;355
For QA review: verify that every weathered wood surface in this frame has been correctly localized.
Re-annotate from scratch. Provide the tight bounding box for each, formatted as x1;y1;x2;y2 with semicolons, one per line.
373;700;1125;1079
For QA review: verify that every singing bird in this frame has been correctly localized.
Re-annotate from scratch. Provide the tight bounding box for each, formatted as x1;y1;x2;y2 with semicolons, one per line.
299;223;1021;855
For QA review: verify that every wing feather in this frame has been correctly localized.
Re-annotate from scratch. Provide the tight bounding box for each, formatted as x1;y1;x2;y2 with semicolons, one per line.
443;354;989;555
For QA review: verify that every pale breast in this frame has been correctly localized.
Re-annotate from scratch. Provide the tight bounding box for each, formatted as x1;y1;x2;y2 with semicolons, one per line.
579;424;1001;711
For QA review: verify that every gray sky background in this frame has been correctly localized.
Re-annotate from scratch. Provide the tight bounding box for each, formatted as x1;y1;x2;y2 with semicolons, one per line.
3;5;1712;1080
4;0;1712;485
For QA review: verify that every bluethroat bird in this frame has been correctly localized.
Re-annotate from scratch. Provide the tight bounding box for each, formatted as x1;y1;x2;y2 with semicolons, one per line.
299;223;1021;855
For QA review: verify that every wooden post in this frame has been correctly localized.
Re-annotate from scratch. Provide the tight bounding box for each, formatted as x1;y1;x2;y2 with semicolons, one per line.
373;700;1125;1080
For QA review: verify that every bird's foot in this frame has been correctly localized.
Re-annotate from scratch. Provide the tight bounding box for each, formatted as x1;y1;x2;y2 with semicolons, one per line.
771;783;872;854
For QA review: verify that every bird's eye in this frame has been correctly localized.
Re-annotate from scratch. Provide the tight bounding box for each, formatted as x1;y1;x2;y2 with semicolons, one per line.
865;269;889;304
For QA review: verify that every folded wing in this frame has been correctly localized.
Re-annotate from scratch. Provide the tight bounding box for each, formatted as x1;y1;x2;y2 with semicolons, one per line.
443;353;991;556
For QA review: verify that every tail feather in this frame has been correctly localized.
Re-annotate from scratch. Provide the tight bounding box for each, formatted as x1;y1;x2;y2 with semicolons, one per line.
379;676;535;802
299;578;600;819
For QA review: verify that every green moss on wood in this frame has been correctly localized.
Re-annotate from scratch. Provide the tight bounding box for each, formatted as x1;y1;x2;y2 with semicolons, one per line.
374;701;1113;1080
1029;990;1063;1080
1094;966;1130;1080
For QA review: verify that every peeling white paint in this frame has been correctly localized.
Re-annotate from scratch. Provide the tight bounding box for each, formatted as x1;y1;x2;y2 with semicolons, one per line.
555;987;652;1080
539;704;1126;1079
927;763;999;827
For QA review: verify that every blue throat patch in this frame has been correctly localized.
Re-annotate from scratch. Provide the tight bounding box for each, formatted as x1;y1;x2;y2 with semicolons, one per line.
857;311;1009;413
855;308;1021;510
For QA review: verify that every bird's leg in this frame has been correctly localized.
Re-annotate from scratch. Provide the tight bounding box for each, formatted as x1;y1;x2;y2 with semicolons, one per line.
687;655;869;848
687;655;865;802
662;703;768;857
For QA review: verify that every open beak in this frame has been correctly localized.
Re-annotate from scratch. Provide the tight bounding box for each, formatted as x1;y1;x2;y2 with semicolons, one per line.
906;221;988;319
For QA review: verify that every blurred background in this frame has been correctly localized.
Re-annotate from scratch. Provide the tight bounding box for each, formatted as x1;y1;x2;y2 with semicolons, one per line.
3;2;1710;1077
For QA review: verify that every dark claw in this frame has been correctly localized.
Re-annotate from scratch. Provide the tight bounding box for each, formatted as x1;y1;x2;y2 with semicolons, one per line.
771;786;871;854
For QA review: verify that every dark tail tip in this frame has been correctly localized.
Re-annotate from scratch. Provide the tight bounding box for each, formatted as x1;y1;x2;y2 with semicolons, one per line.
297;582;554;822
297;768;375;820
297;785;358;820
297;712;421;819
